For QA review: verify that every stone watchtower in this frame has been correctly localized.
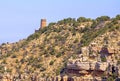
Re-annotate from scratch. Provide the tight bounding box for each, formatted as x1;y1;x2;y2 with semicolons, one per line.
40;19;46;28
35;19;47;32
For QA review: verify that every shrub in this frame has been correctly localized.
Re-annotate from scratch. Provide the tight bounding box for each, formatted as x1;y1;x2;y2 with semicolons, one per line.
15;59;19;63
96;16;110;22
101;57;107;62
81;25;109;46
74;39;79;43
56;67;61;75
0;65;4;70
107;77;114;81
117;60;120;65
77;17;91;22
49;60;54;65
35;64;42;68
2;59;7;64
56;52;62;58
11;54;17;58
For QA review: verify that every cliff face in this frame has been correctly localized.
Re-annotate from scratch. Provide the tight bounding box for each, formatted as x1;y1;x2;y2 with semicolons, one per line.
64;28;120;80
0;15;120;81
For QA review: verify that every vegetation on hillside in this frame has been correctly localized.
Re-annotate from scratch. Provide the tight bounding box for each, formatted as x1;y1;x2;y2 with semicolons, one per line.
0;14;120;77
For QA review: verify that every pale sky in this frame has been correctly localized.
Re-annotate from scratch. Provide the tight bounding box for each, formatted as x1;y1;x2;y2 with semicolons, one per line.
0;0;120;44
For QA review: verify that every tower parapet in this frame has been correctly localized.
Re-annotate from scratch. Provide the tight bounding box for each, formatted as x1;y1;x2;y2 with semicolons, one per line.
40;19;46;28
35;19;47;33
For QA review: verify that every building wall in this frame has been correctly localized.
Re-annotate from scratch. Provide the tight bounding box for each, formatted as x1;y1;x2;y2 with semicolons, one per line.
41;19;46;28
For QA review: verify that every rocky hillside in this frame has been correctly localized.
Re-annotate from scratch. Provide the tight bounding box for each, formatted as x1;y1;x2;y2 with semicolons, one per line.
0;15;120;81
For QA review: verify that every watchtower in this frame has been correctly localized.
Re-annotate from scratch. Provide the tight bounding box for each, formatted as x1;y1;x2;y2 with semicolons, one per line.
40;19;46;28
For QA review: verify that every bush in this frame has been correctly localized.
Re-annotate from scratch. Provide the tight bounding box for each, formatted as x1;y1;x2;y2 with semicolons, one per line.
115;14;120;20
11;54;17;58
2;59;7;64
56;67;61;75
77;17;91;22
101;57;107;62
27;33;40;41
48;22;56;27
56;52;62;58
117;60;120;65
74;39;79;43
0;65;4;70
96;16;110;22
81;24;109;46
58;18;76;25
49;60;54;65
35;64;42;68
15;59;19;63
107;77;114;81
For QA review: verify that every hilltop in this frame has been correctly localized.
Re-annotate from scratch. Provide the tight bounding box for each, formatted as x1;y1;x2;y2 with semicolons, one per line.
0;15;120;81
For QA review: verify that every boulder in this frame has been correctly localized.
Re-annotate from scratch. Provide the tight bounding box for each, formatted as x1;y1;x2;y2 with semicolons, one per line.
76;62;90;70
95;62;108;71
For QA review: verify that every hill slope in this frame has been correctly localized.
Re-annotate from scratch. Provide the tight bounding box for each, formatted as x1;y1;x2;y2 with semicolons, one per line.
0;15;120;80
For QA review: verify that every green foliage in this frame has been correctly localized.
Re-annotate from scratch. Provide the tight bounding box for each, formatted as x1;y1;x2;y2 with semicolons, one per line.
115;14;120;20
6;68;12;73
58;18;76;25
2;59;7;64
0;65;4;70
96;16;110;22
73;22;79;27
11;54;17;58
74;39;79;43
56;52;62;58
20;58;25;64
48;48;55;55
107;73;117;81
81;21;111;46
35;64;43;68
0;65;4;73
107;77;114;81
27;32;40;41
49;60;54;65
71;54;78;59
15;59;19;63
77;17;91;22
54;34;66;42
55;67;61;75
80;26;89;33
101;57;107;62
1;14;120;77
90;20;98;28
117;60;120;65
48;22;56;27
1;43;6;46
26;26;51;43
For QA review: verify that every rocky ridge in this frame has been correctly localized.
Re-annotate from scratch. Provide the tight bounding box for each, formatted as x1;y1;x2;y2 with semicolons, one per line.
0;15;120;81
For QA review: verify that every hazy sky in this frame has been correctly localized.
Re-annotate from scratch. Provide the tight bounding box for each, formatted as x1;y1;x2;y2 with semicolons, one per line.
0;0;120;44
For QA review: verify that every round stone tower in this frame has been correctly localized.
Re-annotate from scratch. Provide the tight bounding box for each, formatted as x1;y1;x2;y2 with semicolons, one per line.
41;19;46;28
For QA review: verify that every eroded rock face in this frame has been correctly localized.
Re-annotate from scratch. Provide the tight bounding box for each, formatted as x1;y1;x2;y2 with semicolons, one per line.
65;60;110;79
67;61;108;72
67;62;90;70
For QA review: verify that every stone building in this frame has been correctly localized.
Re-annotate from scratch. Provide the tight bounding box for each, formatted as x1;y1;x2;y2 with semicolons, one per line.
40;19;47;28
35;19;47;32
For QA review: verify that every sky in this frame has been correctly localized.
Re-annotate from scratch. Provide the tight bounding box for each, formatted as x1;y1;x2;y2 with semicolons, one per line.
0;0;120;44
